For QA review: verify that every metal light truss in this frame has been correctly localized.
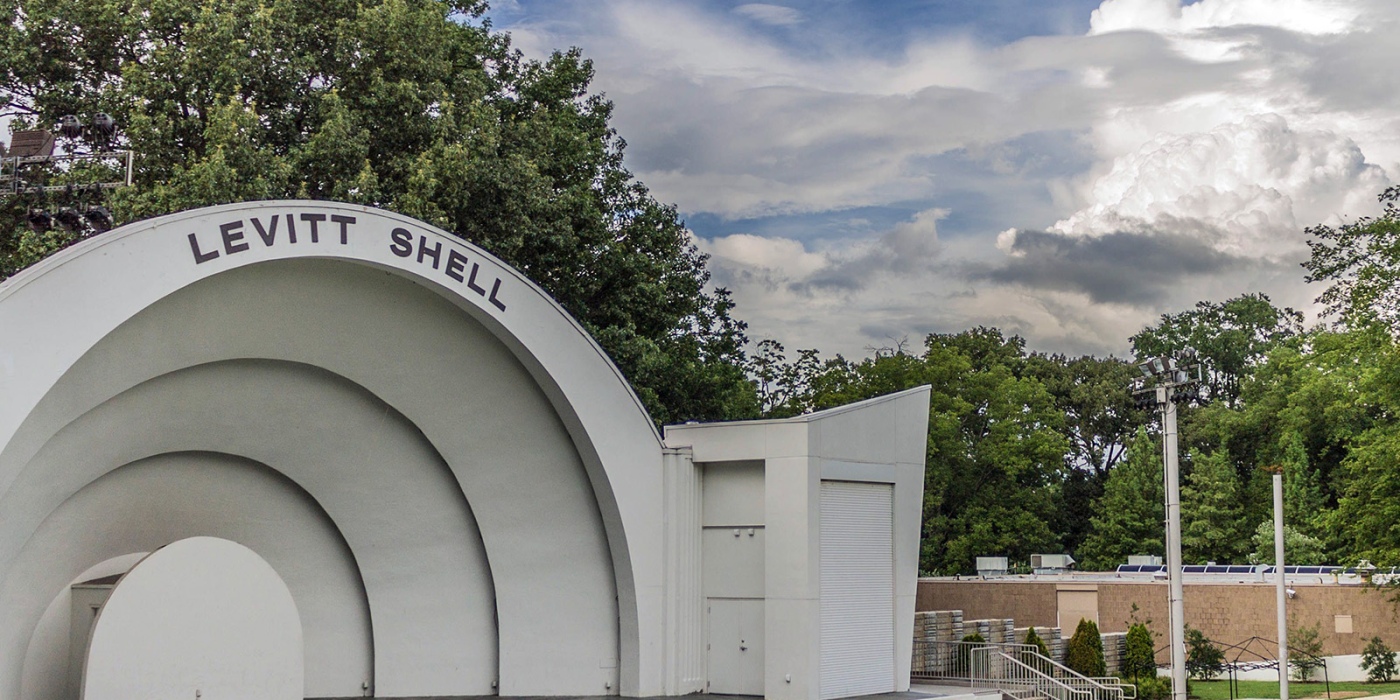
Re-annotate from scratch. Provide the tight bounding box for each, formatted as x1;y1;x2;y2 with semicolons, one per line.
0;150;135;196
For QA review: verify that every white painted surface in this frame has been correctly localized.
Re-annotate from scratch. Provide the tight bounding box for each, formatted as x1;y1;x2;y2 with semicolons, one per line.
665;386;930;700
0;202;665;697
82;537;302;700
708;598;766;695
819;481;895;699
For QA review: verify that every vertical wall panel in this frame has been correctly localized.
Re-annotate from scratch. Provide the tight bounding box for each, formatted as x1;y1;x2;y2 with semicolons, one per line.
820;481;895;699
663;449;706;694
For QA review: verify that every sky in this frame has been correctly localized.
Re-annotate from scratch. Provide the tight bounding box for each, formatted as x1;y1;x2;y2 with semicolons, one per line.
487;0;1400;359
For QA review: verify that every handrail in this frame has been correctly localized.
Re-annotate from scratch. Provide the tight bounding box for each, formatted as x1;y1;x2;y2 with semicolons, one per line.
972;647;1093;700
913;638;1134;700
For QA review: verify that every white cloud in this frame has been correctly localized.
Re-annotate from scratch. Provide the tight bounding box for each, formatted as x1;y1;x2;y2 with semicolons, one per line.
500;0;1400;356
733;4;804;26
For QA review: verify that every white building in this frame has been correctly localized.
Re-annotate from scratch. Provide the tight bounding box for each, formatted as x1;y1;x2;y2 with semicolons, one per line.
0;201;928;700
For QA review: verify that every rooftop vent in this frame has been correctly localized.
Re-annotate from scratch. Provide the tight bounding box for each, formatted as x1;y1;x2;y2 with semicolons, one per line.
1127;555;1163;566
975;556;1009;577
1031;554;1075;574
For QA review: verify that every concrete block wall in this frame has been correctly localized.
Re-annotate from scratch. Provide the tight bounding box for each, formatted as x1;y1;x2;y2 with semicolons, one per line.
1101;632;1126;675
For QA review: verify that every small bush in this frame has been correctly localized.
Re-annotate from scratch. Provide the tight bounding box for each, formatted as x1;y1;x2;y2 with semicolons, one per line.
1025;627;1051;659
1185;627;1224;681
1066;618;1106;678
1125;622;1157;681
1289;622;1324;681
1133;673;1172;700
1362;636;1397;683
958;632;986;676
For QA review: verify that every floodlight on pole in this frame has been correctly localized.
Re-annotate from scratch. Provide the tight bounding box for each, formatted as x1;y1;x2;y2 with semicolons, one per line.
57;115;84;140
1131;353;1203;700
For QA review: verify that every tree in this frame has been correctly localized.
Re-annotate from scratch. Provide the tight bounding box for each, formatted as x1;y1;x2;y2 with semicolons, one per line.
801;329;1069;575
1065;618;1106;678
1124;622;1156;682
1289;621;1325;681
1078;428;1164;570
1185;627;1224;681
1303;186;1400;332
1362;637;1397;683
1248;520;1325;566
0;0;758;426
1024;627;1051;659
1181;449;1248;564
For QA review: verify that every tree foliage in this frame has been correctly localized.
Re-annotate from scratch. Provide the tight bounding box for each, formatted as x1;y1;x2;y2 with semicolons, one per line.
1185;627;1224;681
1079;429;1164;570
1024;627;1051;659
1065;618;1106;678
1362;636;1397;683
1124;622;1156;682
0;0;757;425
1303;185;1400;332
1181;449;1248;564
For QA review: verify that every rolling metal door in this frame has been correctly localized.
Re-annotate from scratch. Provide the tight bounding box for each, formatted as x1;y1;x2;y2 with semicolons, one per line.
820;480;895;699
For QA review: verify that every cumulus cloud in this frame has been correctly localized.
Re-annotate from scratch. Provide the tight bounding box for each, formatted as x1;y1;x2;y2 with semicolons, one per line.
499;0;1400;356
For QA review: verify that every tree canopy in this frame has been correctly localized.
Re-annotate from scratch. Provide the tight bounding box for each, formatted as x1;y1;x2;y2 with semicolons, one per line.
0;0;757;425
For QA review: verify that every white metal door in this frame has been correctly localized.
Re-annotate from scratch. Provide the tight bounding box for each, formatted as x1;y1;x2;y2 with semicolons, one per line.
708;598;765;695
820;480;895;699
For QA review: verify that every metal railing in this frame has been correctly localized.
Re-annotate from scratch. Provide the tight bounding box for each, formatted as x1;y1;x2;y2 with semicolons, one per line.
912;640;1135;700
972;646;1093;700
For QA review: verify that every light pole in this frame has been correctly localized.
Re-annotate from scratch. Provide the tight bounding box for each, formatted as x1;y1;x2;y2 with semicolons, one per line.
1272;469;1289;700
1134;353;1201;700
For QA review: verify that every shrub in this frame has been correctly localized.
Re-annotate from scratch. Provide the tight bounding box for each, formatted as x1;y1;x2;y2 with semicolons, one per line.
1289;622;1324;681
1025;627;1051;659
1134;673;1172;700
1125;622;1157;681
1185;627;1224;681
958;632;986;676
1362;636;1397;683
1066;618;1106;678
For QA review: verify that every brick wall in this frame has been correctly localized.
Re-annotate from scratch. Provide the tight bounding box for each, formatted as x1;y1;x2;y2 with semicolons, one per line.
919;578;1400;662
917;581;1059;628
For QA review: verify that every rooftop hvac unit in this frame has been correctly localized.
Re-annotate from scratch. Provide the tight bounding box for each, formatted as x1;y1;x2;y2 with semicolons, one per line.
1127;555;1163;566
1031;554;1075;573
975;556;1009;577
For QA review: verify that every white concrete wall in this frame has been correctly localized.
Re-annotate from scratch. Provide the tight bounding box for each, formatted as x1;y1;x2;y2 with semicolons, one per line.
0;203;671;698
665;386;931;700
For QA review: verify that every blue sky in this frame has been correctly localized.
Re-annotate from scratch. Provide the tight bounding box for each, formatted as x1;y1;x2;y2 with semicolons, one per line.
489;0;1400;357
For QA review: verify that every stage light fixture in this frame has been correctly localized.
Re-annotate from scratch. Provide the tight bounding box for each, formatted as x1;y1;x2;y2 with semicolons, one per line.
26;209;51;232
55;206;84;231
90;113;117;140
58;115;84;139
84;205;114;232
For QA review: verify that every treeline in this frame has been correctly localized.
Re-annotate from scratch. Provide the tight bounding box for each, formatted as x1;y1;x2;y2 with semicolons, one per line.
746;187;1400;575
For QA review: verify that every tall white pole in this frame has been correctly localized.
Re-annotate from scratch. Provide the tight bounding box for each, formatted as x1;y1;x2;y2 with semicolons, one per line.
1275;473;1290;700
1160;386;1187;700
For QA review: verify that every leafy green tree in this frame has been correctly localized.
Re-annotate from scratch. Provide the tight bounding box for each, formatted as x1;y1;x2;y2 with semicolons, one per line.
1303;185;1400;332
1130;293;1304;406
1065;618;1106;678
1249;520;1326;566
1185;627;1224;680
803;328;1069;574
1024;354;1143;554
1124;622;1156;681
1362;637;1397;683
0;0;757;426
1290;621;1325;681
1079;429;1164;570
1181;449;1248;563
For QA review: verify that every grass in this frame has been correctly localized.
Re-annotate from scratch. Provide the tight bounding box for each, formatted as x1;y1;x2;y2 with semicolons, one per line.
1189;679;1400;700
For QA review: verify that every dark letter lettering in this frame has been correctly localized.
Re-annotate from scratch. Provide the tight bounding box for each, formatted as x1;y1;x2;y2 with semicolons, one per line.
220;221;249;255
389;228;413;257
330;214;356;244
188;233;219;264
417;237;442;268
300;213;326;243
286;213;298;244
445;249;469;282
466;263;487;295
250;216;279;246
488;278;507;312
